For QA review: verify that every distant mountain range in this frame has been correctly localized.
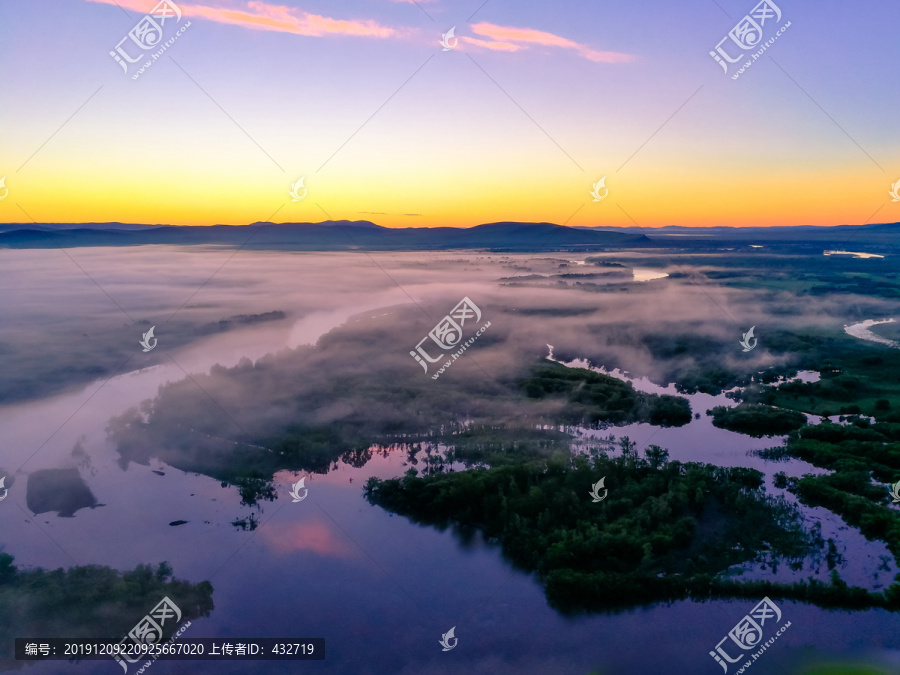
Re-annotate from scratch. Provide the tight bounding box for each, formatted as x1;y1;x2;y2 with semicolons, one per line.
0;220;897;251
0;221;649;251
575;222;900;241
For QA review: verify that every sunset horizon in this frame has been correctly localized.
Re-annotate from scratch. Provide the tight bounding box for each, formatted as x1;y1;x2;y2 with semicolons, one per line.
3;3;900;674
3;0;898;229
3;217;900;229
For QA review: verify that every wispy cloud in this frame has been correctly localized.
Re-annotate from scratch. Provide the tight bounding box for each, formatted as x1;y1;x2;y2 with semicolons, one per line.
87;0;399;38
462;35;522;53
468;22;634;62
87;1;630;57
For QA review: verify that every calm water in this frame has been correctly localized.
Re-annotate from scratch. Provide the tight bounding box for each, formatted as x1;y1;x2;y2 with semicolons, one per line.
823;251;886;259
549;352;897;591
844;318;899;349
3;248;900;674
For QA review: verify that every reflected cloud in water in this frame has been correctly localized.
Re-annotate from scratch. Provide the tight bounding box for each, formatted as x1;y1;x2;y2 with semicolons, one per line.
261;520;356;558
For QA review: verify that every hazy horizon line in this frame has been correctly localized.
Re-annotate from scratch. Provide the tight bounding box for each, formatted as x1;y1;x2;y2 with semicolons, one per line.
2;220;898;230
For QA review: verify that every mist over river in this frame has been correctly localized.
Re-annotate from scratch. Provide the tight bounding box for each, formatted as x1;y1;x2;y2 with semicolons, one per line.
2;247;899;674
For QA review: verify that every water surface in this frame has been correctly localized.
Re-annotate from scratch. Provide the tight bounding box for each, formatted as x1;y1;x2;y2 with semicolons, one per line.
3;248;899;674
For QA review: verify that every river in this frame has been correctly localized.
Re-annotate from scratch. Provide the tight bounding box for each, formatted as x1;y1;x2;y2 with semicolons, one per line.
2;248;899;674
844;319;899;349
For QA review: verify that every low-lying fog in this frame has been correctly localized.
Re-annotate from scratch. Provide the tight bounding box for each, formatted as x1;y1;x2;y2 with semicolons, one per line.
1;245;893;407
3;246;900;674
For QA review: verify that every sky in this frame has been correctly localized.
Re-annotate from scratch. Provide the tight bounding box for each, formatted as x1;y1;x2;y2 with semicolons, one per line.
1;0;899;228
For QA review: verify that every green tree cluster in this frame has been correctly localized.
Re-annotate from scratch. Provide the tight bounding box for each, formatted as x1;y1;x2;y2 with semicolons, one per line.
364;448;884;613
707;403;807;437
521;362;692;427
0;556;214;670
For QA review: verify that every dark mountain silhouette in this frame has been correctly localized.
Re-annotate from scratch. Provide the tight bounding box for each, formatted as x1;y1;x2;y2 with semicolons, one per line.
0;222;162;232
2;220;897;251
0;221;649;251
575;222;900;243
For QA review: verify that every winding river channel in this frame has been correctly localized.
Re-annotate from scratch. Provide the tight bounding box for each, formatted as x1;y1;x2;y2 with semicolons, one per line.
2;250;899;674
844;319;899;349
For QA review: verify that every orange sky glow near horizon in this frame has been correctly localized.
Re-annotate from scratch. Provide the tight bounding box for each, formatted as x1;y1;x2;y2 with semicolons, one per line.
2;1;898;229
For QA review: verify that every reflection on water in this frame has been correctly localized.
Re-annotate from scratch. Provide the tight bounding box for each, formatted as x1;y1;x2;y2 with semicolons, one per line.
824;250;885;259
26;468;99;517
844;318;899;349
769;370;821;385
2;249;900;673
545;348;899;591
632;268;670;282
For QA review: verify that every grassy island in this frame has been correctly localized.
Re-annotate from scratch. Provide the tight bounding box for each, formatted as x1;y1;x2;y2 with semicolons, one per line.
364;448;895;613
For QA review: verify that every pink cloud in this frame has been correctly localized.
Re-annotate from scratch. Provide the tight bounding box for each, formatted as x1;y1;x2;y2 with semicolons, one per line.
461;36;522;53
86;1;631;59
470;22;633;63
86;0;398;38
262;520;356;557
